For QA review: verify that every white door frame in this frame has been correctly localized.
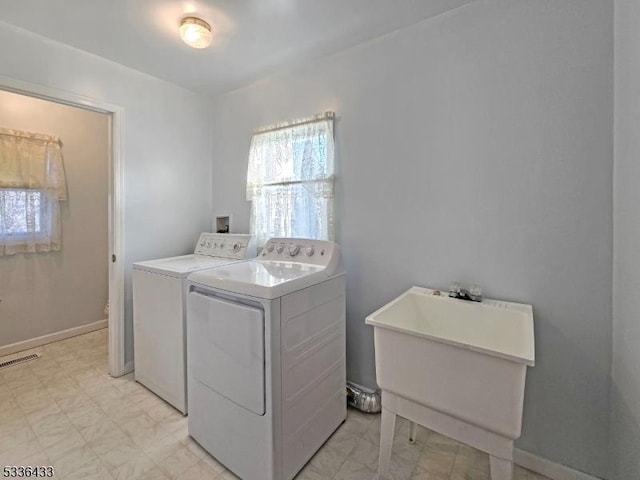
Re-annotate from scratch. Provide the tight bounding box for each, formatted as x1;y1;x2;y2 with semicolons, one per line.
0;75;128;377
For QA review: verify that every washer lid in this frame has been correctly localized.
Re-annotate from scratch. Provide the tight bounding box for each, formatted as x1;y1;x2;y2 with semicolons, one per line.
133;254;245;277
188;260;333;299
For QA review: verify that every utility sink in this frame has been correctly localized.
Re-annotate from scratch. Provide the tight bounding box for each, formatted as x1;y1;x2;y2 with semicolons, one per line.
366;286;535;480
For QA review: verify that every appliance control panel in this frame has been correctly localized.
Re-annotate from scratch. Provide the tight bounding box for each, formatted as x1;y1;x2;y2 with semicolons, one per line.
260;238;341;269
194;233;255;259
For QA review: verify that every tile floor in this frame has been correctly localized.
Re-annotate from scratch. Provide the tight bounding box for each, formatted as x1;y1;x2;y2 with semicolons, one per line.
0;330;550;480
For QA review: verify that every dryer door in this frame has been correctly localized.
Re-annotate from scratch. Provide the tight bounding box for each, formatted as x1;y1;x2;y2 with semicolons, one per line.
188;291;265;415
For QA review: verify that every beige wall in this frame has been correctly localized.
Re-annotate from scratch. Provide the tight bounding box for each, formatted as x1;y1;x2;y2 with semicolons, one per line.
0;90;109;346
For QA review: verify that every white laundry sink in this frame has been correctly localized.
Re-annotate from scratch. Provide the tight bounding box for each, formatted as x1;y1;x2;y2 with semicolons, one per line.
365;286;535;480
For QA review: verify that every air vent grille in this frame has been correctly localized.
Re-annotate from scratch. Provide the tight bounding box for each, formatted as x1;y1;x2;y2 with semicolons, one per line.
0;353;41;370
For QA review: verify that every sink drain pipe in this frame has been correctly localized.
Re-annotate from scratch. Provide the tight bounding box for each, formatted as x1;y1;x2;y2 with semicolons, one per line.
346;381;381;414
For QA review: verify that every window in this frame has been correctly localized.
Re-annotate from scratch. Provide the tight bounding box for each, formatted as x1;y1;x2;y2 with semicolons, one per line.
0;189;45;235
0;128;66;255
246;113;335;249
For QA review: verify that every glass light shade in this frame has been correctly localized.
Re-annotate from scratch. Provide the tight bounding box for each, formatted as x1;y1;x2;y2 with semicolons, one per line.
179;17;212;49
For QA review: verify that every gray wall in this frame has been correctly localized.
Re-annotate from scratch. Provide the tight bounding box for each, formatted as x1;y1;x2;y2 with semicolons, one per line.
0;21;213;364
0;90;108;346
612;0;640;477
209;1;613;477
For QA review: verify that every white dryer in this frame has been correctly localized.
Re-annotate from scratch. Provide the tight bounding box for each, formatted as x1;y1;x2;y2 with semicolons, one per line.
186;238;346;480
132;233;254;414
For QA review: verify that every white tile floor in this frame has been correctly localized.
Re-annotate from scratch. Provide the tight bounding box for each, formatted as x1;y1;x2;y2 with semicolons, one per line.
0;330;550;480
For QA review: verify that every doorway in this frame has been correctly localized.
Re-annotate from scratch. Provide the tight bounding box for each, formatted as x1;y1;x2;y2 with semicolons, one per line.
0;76;126;377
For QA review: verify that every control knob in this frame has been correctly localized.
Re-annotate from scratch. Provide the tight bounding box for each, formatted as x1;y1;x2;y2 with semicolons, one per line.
233;243;241;253
276;245;284;254
305;247;315;257
288;245;300;257
266;244;274;252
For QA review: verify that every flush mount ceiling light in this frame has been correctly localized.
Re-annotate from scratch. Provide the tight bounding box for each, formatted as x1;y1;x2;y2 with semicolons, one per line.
179;16;212;49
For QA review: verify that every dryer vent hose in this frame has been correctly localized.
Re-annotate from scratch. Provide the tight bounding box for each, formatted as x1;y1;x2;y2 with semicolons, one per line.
346;381;381;414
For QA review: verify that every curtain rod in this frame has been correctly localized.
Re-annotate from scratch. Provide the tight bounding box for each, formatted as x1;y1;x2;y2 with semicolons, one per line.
253;112;335;135
0;127;60;144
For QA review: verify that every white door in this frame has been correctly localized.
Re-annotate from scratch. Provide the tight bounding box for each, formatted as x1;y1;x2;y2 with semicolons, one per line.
188;291;265;415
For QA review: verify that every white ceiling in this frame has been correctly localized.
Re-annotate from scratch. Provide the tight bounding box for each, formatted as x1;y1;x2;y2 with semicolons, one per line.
0;0;477;96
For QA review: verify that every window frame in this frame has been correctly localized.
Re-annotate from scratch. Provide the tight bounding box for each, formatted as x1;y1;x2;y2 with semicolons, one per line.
247;115;335;248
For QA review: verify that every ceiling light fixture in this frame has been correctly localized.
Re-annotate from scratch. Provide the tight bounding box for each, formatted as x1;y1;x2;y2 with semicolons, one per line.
179;16;212;49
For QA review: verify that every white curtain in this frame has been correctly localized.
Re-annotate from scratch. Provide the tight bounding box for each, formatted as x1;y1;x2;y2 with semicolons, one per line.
0;128;67;255
247;112;335;250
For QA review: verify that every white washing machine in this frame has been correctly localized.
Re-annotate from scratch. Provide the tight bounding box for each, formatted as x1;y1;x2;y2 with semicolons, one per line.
132;233;255;414
186;238;346;480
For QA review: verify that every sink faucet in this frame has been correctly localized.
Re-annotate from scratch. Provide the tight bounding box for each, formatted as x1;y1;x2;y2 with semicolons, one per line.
449;282;483;302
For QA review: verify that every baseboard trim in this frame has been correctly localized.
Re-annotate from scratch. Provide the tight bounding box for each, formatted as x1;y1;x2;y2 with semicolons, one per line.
0;319;108;358
515;448;603;480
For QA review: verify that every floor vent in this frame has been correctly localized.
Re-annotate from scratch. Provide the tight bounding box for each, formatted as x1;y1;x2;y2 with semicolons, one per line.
0;353;41;370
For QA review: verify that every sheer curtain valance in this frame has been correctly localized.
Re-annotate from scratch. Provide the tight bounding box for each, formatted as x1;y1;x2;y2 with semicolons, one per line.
0;128;67;255
0;128;67;198
246;112;335;250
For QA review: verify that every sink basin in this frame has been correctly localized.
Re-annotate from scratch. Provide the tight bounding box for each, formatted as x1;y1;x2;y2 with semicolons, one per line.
367;287;534;366
366;286;535;480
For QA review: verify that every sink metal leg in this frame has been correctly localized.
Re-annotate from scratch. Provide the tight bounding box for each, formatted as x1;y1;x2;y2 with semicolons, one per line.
408;421;417;444
378;407;396;480
489;455;513;480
